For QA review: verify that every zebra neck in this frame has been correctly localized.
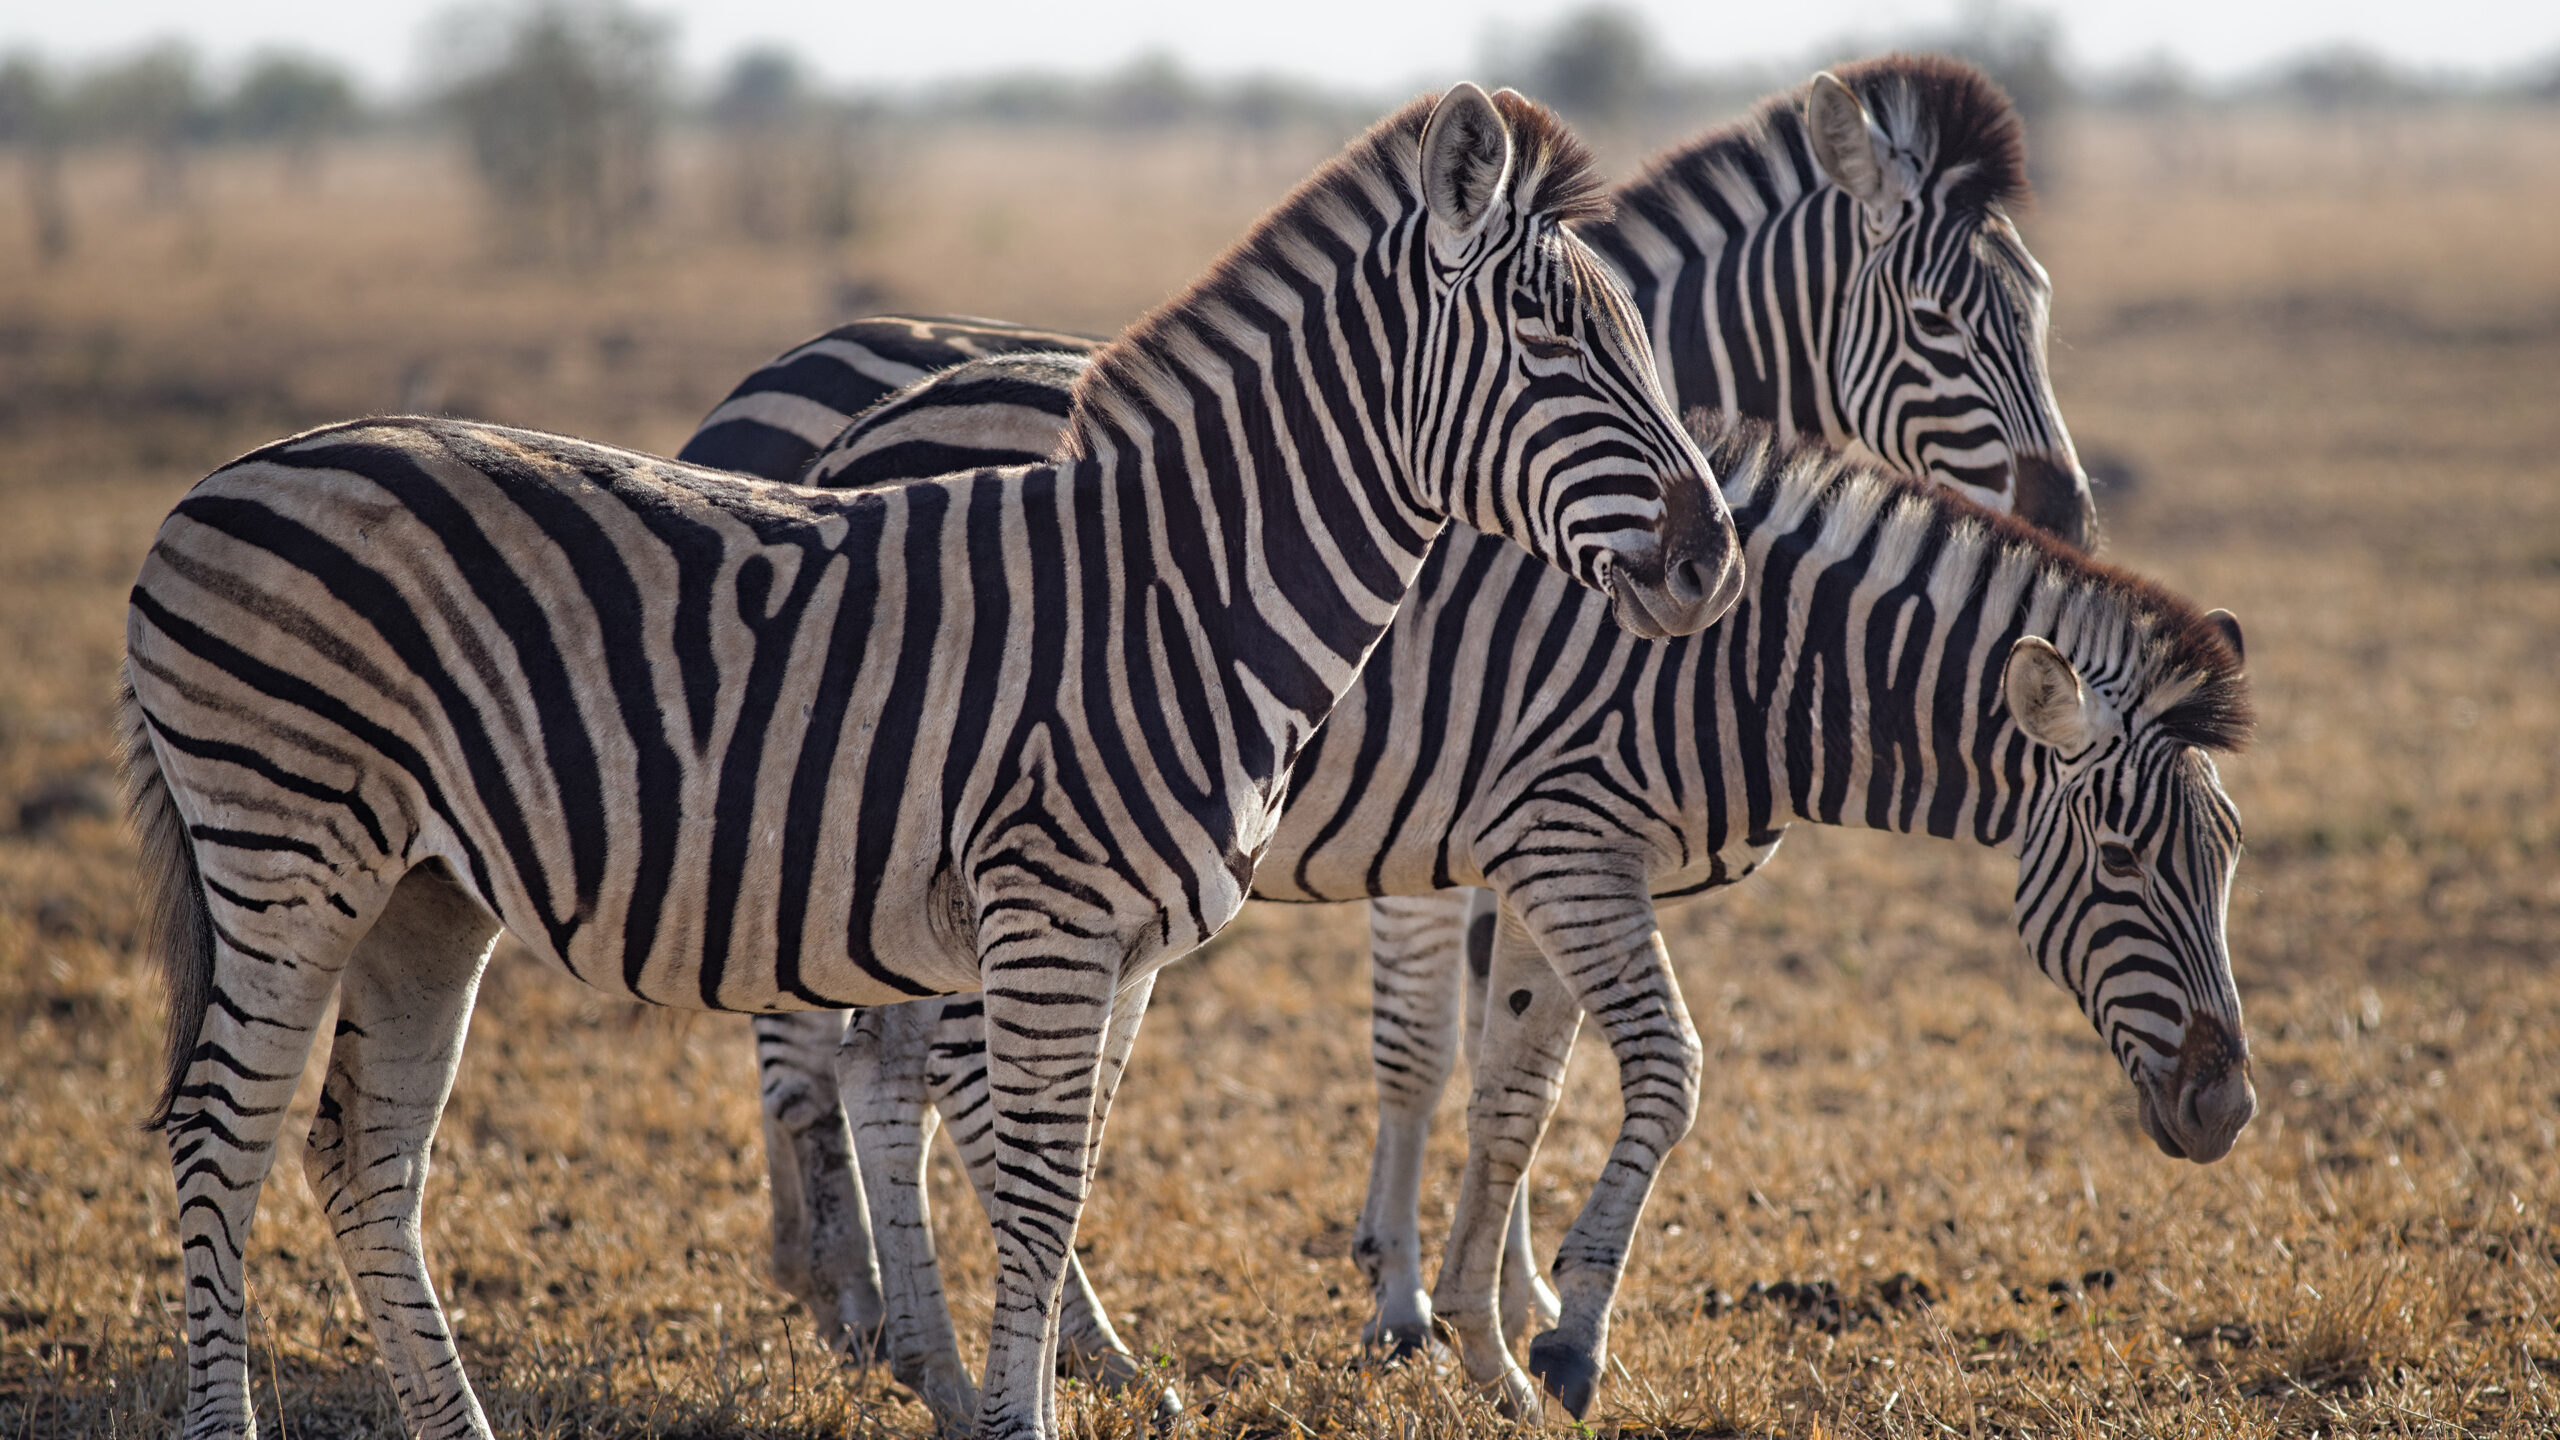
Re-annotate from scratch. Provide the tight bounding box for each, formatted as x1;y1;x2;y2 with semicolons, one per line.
1064;399;1441;761
1593;165;1863;446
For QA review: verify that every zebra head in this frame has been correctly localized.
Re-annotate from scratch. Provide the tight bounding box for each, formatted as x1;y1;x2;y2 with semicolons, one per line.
1806;60;2094;548
1412;85;1741;639
2003;614;2255;1162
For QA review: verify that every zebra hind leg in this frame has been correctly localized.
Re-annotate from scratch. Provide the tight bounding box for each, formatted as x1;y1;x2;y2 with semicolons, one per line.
301;861;502;1440
1352;893;1471;1358
753;1010;891;1359
159;882;362;1439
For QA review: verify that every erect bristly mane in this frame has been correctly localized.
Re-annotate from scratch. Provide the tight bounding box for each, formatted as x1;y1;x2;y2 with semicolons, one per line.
1693;415;2251;753
1616;52;2031;226
1060;88;1607;455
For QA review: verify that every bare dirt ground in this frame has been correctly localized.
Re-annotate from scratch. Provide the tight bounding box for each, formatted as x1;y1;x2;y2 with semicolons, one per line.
2;108;2556;1437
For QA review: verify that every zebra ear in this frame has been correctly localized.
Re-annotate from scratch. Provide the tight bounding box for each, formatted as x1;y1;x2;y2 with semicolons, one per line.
2203;608;2246;666
2005;636;2102;754
1421;82;1515;249
1806;72;1904;214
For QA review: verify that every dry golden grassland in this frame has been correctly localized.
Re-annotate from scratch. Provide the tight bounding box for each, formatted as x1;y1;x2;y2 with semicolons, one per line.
2;108;2558;1437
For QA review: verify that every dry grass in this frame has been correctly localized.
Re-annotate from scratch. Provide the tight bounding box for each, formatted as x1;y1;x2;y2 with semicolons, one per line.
4;110;2559;1437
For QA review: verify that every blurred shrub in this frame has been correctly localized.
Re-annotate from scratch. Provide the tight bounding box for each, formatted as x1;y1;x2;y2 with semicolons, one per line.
62;41;213;205
710;46;869;245
0;53;71;258
227;52;360;178
436;1;668;264
1516;7;1655;126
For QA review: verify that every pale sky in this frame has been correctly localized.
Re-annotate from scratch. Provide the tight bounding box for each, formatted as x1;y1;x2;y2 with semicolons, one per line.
9;0;2557;96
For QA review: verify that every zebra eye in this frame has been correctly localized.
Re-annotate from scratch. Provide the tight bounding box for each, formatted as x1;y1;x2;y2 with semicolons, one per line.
1515;323;1582;362
2099;842;2141;878
1912;308;1963;340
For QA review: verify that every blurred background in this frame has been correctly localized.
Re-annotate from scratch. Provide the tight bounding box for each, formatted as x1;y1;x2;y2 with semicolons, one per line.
3;4;2557;1437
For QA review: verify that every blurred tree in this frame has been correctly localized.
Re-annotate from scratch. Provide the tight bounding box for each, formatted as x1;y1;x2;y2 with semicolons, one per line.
2270;46;2421;109
226;52;360;184
710;47;868;245
1097;52;1198;128
1514;6;1655;126
0;53;71;259
713;47;804;242
64;41;212;206
438;1;668;264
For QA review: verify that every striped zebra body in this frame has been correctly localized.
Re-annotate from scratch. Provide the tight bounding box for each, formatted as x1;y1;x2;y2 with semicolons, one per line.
721;56;2104;1415
123;86;1740;1440
763;407;2256;1415
682;314;1097;480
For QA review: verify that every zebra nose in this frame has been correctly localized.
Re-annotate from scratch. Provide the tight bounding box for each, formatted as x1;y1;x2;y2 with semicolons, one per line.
2158;1011;2255;1163
2179;1065;2257;1162
2011;453;2095;551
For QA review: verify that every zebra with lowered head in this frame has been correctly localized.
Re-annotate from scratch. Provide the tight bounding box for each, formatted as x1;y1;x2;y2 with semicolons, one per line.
120;85;1740;1440
768;389;2257;1422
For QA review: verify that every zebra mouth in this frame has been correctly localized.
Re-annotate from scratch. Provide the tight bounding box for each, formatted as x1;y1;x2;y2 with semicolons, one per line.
2134;1014;2256;1164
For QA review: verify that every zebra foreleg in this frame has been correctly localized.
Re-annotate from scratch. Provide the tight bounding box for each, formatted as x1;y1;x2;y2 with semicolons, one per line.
1456;888;1564;1348
753;1010;891;1359
841;1001;977;1430
1352;894;1471;1357
302;862;501;1440
1510;890;1699;1420
925;995;1182;1425
974;938;1138;1440
1427;904;1576;1419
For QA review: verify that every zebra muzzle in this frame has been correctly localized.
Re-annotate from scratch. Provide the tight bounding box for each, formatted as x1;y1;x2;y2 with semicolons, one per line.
2136;1011;2255;1163
1606;467;1740;638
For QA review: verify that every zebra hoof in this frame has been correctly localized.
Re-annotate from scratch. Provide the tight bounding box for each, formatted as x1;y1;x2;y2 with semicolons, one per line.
1360;1317;1440;1364
829;1316;895;1365
1526;1333;1599;1419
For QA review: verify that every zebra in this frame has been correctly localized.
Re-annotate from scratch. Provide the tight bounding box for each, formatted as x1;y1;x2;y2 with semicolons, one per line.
683;56;2091;548
756;389;2256;1418
715;53;2106;1411
120;85;1742;1440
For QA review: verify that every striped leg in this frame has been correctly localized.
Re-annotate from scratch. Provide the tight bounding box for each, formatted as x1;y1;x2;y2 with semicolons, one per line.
975;937;1146;1440
301;863;500;1440
753;1011;891;1358
1498;874;1700;1419
925;999;1175;1419
842;1002;977;1428
1352;894;1469;1355
167;904;365;1438
1427;904;1576;1417
1452;889;1563;1348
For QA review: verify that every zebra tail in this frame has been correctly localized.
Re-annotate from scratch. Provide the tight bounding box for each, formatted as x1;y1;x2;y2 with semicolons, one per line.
120;672;213;1133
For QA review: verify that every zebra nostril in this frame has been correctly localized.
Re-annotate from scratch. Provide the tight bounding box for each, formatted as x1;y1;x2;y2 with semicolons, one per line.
1669;555;1709;604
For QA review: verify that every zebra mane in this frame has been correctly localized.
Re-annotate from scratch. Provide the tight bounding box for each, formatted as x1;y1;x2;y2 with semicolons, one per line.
1062;88;1606;452
1695;417;2252;754
1616;53;2030;230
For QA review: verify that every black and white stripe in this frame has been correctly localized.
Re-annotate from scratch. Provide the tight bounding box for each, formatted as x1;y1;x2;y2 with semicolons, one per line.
759;411;2254;1417
121;86;1740;1440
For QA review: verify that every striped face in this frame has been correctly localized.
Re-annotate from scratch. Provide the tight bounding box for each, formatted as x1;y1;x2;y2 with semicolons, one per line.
2006;639;2255;1162
1411;86;1740;641
1806;74;2092;547
1835;208;2090;546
